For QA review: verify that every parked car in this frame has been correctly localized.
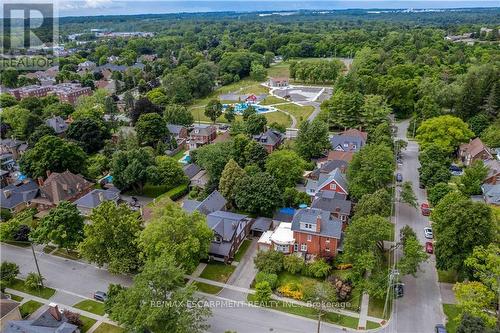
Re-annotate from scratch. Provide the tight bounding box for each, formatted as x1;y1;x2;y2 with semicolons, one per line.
420;203;431;216
93;291;108;302
394;283;404;298
449;165;463;176
425;242;434;254
424;227;433;239
435;324;447;333
396;173;403;182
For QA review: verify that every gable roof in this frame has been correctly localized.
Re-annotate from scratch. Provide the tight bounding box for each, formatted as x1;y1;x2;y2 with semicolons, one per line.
191;124;216;136
308;160;349;180
36;171;93;205
206;210;248;241
340;128;368;141
330;132;366;153
253;129;284;146
0;179;39;210
482;184;500;205
74;188;120;209
0;298;19;317
182;190;227;215
306;168;348;194
291;208;342;239
327;150;354;162
45;116;68;134
183;163;202;179
167;124;185;136
311;191;352;215
460;138;492;158
483;159;500;180
4;306;78;333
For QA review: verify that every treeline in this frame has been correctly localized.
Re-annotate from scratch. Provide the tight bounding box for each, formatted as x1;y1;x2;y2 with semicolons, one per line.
289;59;344;83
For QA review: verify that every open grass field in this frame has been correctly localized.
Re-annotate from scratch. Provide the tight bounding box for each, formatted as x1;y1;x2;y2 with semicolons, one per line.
9;279;56;299
259;95;286;105
73;299;106;316
276;103;315;124
199;262;236;283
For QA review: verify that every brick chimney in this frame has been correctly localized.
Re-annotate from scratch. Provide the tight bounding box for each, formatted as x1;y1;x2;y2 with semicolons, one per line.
46;170;51;178
37;177;44;186
48;303;62;321
315;214;321;232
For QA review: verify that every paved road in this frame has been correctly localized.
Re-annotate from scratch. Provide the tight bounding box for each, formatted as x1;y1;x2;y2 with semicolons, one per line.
389;119;445;333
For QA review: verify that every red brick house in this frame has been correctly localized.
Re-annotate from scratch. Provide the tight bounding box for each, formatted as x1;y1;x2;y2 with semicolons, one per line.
188;124;217;150
291;208;342;258
306;168;348;197
252;129;284;153
459;138;493;166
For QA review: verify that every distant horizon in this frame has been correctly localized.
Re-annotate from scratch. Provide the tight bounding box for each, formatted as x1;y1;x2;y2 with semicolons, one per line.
52;1;500;18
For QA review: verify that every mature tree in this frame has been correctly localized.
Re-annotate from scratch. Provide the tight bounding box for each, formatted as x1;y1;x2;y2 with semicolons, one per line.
32;201;84;251
20;136;87;179
265;150;306;189
245;113;267;135
163;104;194;126
192;142;232;186
360;95;392;131
369;122;393;148
398;228;428;276
460;160;489;196
416;115;474;153
427;183;454;206
433;192;495;273
230;134;251;167
25;272;44;290
415;95;441;120
283;187;311;208
86;153;109;180
454;281;497;328
464;244;500;294
109;252;211;333
325;90;364;128
243;140;268;170
130;97;162;124
250;62;267;81
467;114;490;137
0;262;19;290
294;119;330;160
66;118;110;154
343;215;392;287
123;91;135;114
224;106;236;123
219;159;246;205
400;181;417;208
480;122;500;148
42;102;74;119
457;313;489;333
234;171;282;216
139;199;213;273
418;144;452;188
135;113;168;148
79;202;142;274
242;105;257;121
1;106;42;140
148;156;187;188
28;125;56;146
110;148;155;193
0;93;17;108
347;144;394;199
354;189;392;219
254;250;284;274
204;99;223;123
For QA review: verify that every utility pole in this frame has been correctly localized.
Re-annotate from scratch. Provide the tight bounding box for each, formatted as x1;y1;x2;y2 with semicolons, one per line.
30;243;44;287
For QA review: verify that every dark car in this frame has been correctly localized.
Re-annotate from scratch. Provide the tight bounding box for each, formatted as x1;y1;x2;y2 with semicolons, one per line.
396;173;403;182
394;283;404;298
93;291;108;302
435;324;447;333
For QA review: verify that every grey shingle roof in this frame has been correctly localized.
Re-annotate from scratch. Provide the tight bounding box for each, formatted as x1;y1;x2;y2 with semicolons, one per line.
252;129;283;146
182;190;227;215
45;116;68;134
330;129;367;152
306;168;348;194
206;211;248;241
311;191;352;215
251;217;272;232
291;208;342;239
309;160;348;180
167;124;185;136
183;163;202;179
74;188;120;209
4;307;78;333
482;184;500;205
0;180;39;210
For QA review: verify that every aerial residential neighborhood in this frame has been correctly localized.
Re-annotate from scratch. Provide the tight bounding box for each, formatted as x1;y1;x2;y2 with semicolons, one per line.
0;3;499;333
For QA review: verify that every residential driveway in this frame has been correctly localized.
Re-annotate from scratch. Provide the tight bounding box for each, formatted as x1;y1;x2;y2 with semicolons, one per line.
219;238;259;301
439;283;456;304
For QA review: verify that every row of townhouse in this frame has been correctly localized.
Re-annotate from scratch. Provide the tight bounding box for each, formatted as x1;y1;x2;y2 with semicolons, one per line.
8;83;92;105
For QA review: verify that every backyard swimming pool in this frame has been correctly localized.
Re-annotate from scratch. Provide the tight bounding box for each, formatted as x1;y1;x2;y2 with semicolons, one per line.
223;103;275;114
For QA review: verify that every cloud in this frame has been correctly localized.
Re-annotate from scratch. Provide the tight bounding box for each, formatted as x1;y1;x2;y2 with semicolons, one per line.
84;0;113;8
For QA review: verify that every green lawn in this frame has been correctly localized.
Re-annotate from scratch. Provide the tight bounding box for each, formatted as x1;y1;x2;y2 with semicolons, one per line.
199;262;236;283
438;270;459;284
366;321;382;329
276;103;315;125
277;271;320;289
19;300;43;318
267;62;290;78
9;279;56;299
171;149;187;161
193;281;223;294
264;110;292;128
93;323;125;333
234;239;252;262
6;293;23;302
443;303;460;333
80;315;97;333
247;294;359;329
368;296;387;319
73;299;105;316
260;95;285;105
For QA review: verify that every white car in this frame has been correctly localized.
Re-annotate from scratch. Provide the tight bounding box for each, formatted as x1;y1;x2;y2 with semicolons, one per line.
424;227;433;239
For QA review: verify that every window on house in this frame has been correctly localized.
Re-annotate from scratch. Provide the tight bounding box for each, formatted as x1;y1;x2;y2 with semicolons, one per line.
294;243;298;252
341;215;347;221
214;235;222;243
352;144;357;150
326;238;330;243
300;243;307;252
307;235;312;242
325;247;330;252
330;183;337;190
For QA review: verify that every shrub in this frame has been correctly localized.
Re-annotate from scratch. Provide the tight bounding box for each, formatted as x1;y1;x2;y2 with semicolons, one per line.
277;282;303;300
25;272;44;290
166;183;189;201
254;250;284;274
305;259;331;278
283;255;305;274
255;281;272;304
0;261;19;290
255;272;278;289
64;310;83;328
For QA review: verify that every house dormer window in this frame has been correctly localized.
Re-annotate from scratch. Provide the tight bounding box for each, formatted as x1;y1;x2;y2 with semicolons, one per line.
214;235;222;243
301;223;314;231
330;183;336;190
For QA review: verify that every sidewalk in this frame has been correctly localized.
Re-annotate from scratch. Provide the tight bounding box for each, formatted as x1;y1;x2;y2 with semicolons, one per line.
357;292;370;329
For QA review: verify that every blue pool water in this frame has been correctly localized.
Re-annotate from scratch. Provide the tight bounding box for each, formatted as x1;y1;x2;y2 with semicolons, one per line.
223;103;272;114
179;154;191;164
104;175;113;182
